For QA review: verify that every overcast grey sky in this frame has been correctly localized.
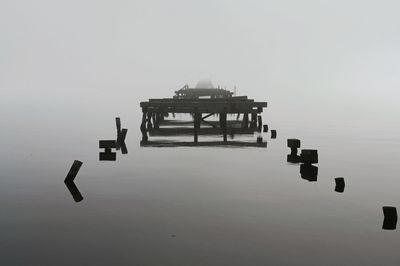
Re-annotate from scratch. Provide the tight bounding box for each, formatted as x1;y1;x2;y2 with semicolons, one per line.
1;0;399;123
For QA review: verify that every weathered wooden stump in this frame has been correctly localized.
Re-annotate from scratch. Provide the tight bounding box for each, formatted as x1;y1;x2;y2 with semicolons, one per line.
271;130;277;139
117;128;128;144
115;117;121;133
64;160;84;202
287;154;300;164
300;149;318;164
287;138;301;154
64;180;83;202
300;164;318;182
99;140;117;161
116;128;128;153
64;160;83;183
335;177;345;193
382;206;398;230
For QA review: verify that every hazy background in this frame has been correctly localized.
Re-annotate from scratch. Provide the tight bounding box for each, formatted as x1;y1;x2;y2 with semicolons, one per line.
1;0;399;126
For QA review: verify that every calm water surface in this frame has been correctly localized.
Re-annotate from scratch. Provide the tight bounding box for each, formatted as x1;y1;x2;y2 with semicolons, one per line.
1;96;399;265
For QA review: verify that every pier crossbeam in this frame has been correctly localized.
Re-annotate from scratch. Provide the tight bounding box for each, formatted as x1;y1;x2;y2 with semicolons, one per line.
141;100;267;115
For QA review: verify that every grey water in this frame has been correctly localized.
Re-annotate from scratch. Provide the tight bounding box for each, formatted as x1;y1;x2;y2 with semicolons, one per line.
1;92;399;266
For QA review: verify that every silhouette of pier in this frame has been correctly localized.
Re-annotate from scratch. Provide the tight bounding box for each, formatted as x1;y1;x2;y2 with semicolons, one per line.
140;83;267;146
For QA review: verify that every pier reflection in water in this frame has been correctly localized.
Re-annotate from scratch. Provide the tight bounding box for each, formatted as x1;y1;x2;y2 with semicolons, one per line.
141;139;267;148
140;118;269;148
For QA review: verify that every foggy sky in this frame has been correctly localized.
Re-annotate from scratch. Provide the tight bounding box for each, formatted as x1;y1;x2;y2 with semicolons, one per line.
1;0;399;123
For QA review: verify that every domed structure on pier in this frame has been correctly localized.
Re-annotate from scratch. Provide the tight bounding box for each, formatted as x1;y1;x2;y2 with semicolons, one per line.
195;79;215;89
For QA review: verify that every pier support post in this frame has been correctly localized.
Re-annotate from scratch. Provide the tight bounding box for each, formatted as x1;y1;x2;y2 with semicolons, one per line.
159;111;165;123
251;113;257;128
147;112;153;130
198;112;202;128
152;113;159;129
140;107;148;142
157;112;163;128
157;112;162;129
257;115;262;132
220;111;227;142
194;108;200;144
242;113;249;129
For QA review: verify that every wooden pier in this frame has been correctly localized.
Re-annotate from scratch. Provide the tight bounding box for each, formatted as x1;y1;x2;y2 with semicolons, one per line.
140;85;268;146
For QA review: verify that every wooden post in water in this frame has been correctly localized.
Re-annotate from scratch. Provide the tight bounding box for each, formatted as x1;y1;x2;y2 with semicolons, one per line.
140;107;148;142
115;117;121;133
64;160;83;183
